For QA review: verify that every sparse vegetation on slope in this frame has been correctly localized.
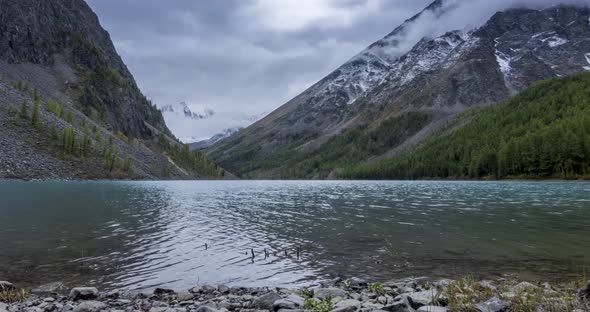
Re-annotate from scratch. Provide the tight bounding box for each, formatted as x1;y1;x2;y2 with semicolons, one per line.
211;112;431;179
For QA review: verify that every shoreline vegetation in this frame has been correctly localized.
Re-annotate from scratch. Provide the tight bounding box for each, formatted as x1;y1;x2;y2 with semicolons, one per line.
1;276;589;312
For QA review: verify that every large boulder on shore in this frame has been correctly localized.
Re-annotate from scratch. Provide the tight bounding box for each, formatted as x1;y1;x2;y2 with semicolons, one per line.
69;287;99;300
252;291;282;310
72;301;106;312
474;297;510;312
404;291;437;309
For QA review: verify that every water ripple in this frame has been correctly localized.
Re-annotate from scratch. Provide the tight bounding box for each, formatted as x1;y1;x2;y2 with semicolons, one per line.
0;180;589;291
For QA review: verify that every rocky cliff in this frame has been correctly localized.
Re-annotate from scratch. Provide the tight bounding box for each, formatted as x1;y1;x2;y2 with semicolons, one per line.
0;0;222;179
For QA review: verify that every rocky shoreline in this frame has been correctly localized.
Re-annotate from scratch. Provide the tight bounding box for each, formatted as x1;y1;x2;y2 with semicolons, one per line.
1;277;589;312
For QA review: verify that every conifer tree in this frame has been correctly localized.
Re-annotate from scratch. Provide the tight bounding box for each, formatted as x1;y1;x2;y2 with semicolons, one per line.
123;156;131;172
20;99;28;119
14;109;20;125
31;100;41;129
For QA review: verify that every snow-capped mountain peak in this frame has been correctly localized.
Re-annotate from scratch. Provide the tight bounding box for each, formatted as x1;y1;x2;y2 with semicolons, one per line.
159;102;216;120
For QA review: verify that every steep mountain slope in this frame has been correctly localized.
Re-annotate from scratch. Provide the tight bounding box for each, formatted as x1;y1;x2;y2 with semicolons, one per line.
346;72;590;179
0;0;222;179
208;3;590;179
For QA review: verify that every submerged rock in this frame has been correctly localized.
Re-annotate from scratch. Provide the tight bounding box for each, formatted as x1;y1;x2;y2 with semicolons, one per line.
31;282;67;295
154;288;175;295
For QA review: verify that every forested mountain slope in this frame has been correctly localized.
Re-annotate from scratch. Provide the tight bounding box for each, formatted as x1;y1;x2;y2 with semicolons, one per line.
0;0;222;179
207;3;590;179
346;73;590;180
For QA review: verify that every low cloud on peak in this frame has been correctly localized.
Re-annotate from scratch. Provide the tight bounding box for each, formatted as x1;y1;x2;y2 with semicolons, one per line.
86;0;588;141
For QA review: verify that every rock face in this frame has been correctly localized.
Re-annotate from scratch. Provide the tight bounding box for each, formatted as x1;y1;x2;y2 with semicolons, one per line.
0;0;167;138
0;0;221;180
207;2;590;179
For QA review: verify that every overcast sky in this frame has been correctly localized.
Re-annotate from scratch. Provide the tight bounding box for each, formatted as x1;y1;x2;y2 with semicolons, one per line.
86;0;586;142
86;0;432;141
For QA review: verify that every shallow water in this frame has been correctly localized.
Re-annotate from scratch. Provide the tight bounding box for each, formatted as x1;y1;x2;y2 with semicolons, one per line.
0;180;588;291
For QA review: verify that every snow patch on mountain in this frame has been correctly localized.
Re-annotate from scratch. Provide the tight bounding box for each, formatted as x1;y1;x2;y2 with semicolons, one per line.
188;127;243;150
383;30;476;88
160;102;215;120
543;36;568;48
325;51;390;105
494;37;515;89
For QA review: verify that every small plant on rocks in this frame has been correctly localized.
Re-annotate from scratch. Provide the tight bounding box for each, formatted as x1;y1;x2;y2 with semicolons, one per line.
298;287;313;299
31;100;41;129
0;289;28;303
19;99;28;119
444;275;494;310
304;295;332;312
368;283;386;295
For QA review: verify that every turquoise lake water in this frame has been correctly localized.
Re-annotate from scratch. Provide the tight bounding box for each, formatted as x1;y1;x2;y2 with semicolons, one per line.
0;180;588;291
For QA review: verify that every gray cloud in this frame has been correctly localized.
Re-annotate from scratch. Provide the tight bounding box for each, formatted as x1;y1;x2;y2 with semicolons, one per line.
86;0;431;141
86;0;587;142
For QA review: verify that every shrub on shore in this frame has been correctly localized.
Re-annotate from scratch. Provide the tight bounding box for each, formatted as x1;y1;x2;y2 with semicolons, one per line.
0;289;28;303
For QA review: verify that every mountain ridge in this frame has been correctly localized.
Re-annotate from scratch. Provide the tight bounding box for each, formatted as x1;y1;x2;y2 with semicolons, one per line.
207;2;590;179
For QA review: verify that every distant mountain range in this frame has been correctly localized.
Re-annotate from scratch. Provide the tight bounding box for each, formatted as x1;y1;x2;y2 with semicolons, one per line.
188;127;243;150
206;0;590;179
160;102;216;120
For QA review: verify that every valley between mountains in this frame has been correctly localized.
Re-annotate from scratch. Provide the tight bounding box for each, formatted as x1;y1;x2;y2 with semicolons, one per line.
1;0;590;180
